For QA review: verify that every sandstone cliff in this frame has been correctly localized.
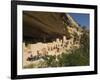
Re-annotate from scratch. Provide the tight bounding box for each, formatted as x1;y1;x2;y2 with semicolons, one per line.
23;11;82;43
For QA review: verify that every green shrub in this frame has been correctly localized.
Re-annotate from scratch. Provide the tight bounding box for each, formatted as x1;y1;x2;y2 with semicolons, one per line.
57;47;89;67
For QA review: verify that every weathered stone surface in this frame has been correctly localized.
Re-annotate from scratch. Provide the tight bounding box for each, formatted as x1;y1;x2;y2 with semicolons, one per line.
23;11;80;43
22;11;84;68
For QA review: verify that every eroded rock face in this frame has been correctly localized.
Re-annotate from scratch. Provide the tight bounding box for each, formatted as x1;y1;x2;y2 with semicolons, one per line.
23;11;82;43
22;11;84;68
